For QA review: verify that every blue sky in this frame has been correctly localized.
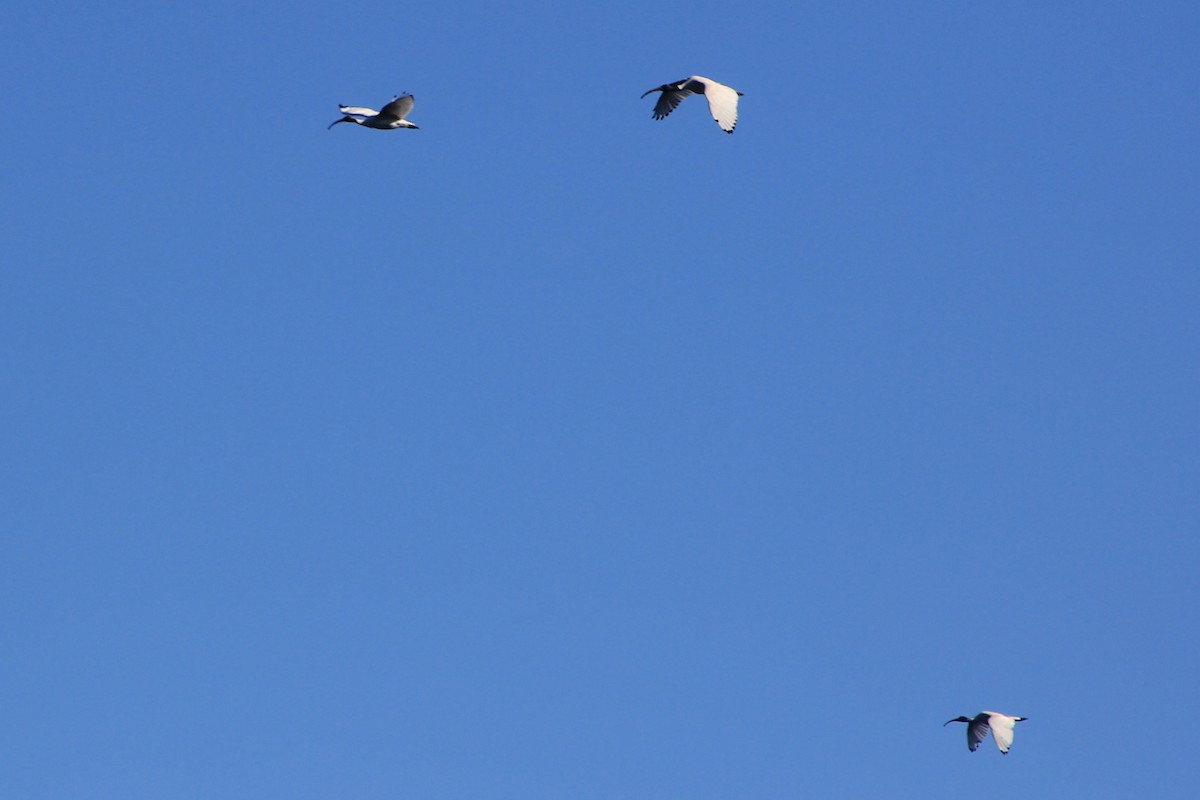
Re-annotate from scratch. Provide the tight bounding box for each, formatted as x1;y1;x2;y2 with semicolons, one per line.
4;0;1198;797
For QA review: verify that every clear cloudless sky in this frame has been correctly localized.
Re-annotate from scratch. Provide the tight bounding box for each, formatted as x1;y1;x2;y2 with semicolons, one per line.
3;0;1198;797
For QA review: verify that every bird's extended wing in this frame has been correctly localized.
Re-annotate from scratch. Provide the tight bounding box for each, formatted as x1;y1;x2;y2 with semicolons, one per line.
377;94;414;122
966;715;991;752
988;715;1017;754
642;80;693;120
338;105;377;117
699;80;740;133
654;89;691;120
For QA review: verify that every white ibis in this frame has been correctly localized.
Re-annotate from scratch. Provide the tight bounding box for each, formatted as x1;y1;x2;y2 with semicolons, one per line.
641;76;743;133
944;711;1027;754
328;94;419;130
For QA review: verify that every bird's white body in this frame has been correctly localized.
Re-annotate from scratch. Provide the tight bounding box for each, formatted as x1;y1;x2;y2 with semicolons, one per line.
328;94;419;130
641;75;743;133
944;711;1027;754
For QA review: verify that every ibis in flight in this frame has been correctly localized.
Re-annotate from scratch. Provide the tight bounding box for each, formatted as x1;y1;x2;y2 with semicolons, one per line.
641;76;743;133
944;711;1027;754
328;94;419;130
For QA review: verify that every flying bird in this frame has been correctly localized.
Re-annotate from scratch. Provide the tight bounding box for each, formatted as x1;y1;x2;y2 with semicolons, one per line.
944;711;1027;754
641;76;743;133
328;94;419;130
